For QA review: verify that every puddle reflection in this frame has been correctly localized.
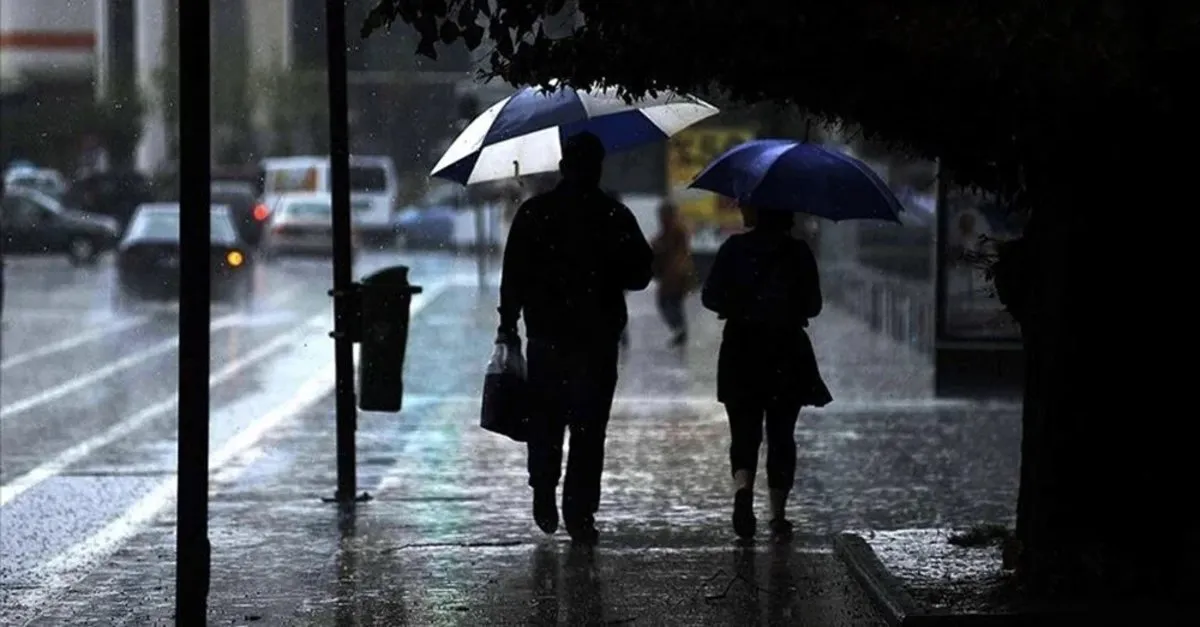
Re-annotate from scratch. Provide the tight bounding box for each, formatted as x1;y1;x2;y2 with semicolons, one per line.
767;545;797;625
563;545;605;624
335;505;358;627
528;542;609;625
529;542;558;624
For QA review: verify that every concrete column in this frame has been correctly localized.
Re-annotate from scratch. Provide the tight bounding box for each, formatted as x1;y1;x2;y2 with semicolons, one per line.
134;0;168;173
94;0;110;99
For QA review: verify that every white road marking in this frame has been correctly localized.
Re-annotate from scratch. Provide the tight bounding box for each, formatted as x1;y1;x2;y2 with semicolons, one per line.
0;364;338;622
0;317;241;421
1;316;150;370
0;283;450;619
0;287;301;422
0;313;322;506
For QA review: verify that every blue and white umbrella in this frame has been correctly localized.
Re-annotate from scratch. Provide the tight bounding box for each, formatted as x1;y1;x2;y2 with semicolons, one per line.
432;83;719;185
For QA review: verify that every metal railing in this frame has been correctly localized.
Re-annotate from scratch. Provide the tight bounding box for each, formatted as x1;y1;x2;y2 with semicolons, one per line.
821;262;935;355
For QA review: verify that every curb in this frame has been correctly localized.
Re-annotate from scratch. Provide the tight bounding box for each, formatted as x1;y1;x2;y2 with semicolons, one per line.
834;532;1198;627
834;533;923;627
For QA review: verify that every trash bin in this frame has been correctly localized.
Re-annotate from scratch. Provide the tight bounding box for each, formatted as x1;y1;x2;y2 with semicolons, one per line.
356;265;422;412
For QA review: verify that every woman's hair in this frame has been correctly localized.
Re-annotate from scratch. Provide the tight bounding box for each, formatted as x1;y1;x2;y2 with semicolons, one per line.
756;208;795;232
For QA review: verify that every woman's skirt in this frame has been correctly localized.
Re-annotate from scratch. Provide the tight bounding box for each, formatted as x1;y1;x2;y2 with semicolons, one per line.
716;326;833;408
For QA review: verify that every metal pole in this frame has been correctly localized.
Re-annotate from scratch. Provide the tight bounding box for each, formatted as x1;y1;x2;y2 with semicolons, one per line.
176;0;212;622
474;204;485;288
933;158;949;342
325;0;359;503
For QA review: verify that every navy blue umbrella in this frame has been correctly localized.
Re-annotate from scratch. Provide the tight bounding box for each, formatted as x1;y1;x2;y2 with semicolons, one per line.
689;139;904;222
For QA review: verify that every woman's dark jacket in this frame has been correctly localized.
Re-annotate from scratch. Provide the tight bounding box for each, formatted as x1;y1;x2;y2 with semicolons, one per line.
701;229;832;407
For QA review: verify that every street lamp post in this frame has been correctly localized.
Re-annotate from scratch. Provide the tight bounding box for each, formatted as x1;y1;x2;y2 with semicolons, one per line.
176;0;212;623
324;0;367;505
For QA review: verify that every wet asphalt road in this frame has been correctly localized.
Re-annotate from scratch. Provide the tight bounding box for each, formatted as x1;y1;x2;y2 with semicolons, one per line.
0;249;487;592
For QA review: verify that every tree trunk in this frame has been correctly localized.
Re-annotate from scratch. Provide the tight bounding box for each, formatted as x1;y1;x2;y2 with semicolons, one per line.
1014;167;1196;601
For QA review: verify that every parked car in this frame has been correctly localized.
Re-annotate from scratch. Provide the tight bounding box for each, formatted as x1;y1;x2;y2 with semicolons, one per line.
62;171;156;233
392;183;464;249
212;180;267;247
257;155;399;246
0;186;121;265
261;192;359;260
113;203;255;308
4;166;67;199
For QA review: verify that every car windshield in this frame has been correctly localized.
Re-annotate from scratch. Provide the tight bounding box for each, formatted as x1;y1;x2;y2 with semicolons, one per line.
267;167;320;193
285;201;332;219
17;188;65;214
212;181;255;196
349;166;388;193
11;176;63;198
212;191;256;211
127;207;240;242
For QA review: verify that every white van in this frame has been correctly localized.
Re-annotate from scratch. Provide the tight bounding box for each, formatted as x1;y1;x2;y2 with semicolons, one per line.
258;155;399;243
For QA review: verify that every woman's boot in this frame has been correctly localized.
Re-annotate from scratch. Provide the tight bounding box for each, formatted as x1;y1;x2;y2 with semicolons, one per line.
768;489;793;538
732;469;756;539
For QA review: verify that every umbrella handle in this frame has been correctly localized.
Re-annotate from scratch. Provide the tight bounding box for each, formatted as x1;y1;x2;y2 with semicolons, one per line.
512;160;524;189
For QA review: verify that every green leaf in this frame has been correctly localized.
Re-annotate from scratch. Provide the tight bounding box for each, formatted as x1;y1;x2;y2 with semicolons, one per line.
439;19;461;44
416;35;439;59
463;23;486;49
361;7;392;38
491;22;514;56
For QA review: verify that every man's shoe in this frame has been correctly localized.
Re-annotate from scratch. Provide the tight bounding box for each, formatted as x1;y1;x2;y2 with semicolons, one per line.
533;488;558;534
768;517;794;540
565;517;599;546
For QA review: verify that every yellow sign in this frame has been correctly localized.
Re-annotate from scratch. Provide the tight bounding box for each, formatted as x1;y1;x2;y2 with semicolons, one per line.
666;127;756;231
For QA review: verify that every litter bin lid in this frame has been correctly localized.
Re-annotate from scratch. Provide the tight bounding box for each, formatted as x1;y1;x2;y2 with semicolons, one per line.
362;265;411;286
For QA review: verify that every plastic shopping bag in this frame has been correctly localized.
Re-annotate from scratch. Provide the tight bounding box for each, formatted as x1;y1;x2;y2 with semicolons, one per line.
480;342;529;442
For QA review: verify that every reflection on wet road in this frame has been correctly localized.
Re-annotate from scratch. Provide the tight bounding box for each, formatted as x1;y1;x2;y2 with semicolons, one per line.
0;250;479;602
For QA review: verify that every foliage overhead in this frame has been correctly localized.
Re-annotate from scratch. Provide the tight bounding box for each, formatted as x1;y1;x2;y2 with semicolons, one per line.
364;0;1194;201
253;62;331;156
0;76;144;173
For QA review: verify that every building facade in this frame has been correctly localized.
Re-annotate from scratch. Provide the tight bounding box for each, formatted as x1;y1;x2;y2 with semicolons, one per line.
0;0;99;88
3;0;500;180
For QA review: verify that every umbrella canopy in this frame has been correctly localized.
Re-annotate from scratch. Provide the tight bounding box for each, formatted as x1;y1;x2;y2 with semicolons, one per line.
689;139;905;223
433;83;718;185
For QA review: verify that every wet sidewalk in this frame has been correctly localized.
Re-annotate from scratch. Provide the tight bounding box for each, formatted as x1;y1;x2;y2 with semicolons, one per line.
15;283;1020;625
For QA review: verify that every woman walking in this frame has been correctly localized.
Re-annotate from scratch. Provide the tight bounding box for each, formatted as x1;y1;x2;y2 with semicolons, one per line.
651;201;695;346
701;204;832;540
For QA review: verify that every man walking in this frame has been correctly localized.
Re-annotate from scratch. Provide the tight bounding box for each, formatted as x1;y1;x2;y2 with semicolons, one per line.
497;131;653;545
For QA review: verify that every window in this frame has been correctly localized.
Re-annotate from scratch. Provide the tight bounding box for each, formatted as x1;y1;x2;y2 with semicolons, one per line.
268;168;320;193
127;208;241;242
285;202;332;218
134;213;181;240
349;166;388;193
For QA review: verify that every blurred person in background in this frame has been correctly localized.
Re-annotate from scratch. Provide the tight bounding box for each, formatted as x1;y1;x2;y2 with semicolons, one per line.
701;204;832;541
651;200;696;346
497;131;653;545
